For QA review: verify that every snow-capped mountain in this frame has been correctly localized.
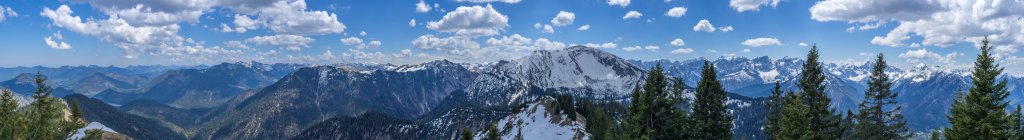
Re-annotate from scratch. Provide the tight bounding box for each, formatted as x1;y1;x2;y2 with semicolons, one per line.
197;60;477;139
482;97;588;140
462;46;646;106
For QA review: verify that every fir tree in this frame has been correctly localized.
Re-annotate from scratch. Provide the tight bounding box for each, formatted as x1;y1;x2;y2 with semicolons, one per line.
946;37;1013;139
776;91;807;140
764;82;784;139
692;60;731;139
486;122;500;140
588;106;612;140
854;53;909;139
26;72;84;140
930;130;941;140
1009;105;1023;139
624;63;689;139
842;110;856;140
796;45;842;139
1;88;26;140
462;128;473;140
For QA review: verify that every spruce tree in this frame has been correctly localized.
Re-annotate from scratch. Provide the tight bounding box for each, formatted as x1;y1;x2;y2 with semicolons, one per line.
842;110;856;140
930;130;941;140
25;73;84;140
763;82;784;139
486;122;500;140
462;128;473;140
692;60;731;139
1;88;26;140
854;53;909;139
776;91;807;140
946;37;1013;139
624;63;689;139
588;106;612;140
1009;105;1023;139
797;45;842;139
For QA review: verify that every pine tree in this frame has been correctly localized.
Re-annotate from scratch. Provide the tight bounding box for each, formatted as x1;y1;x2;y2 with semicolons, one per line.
842;110;856;140
462;128;473;140
946;37;1013;139
796;45;843;139
776;91;807;140
1;88;27;140
588;106;612;140
25;73;84;140
764;82;784;139
930;129;941;140
854;53;909;139
82;129;104;140
624;63;689;139
485;122;500;140
692;60;731;139
1009;105;1023;139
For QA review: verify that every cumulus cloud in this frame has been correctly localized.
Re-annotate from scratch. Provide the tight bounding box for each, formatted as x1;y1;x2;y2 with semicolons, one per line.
810;0;1024;49
485;34;566;51
581;42;617;49
671;48;694;54
412;34;480;50
644;46;659;51
409;19;417;27
622;46;642;51
670;38;685;46
416;0;432;13
719;26;734;32
0;5;17;22
550;11;575;26
730;0;781;12
427;4;509;37
623;11;642;19
454;0;521;4
898;48;961;64
799;42;809;47
542;24;554;33
44;31;72;50
742;37;782;47
40;5;205;58
665;7;687;17
245;35;315;51
340;37;363;45
693;19;716;32
608;0;631;7
577;25;590;31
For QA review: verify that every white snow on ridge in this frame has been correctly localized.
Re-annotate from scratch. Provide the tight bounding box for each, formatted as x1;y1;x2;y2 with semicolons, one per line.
485;99;589;140
758;69;779;83
68;122;117;140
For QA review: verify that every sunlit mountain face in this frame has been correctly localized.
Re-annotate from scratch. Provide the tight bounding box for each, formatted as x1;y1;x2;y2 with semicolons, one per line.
1;0;1022;139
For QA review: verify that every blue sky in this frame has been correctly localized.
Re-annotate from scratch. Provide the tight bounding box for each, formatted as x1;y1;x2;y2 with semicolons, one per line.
0;0;1021;73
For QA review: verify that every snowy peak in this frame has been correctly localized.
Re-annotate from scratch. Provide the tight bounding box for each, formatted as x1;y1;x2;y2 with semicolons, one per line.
388;60;464;73
483;97;588;140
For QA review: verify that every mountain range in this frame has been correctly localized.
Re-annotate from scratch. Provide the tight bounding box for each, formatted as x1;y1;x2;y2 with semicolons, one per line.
3;46;1023;139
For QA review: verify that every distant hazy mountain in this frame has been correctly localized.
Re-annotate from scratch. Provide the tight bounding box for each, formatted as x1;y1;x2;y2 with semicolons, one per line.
94;62;303;108
63;94;186;140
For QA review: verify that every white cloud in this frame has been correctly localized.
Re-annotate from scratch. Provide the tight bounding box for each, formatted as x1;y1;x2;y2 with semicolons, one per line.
412;34;480;50
416;0;432;13
366;40;381;49
409;19;417;27
44;31;72;50
577;25;590;31
730;0;781;12
622;46;642;51
607;0;631;7
742;37;782;47
644;45;659;51
623;11;643;19
693;19;716;32
427;4;509;37
665;7;687;17
0;5;18;22
454;0;521;4
235;0;347;35
40;5;208;59
582;42;617;49
542;24;554;33
670;38;685;46
742;48;751;52
811;0;1024;48
340;37;363;45
360;31;367;36
898;48;961;64
224;40;251;50
798;42;809;47
719;26;734;32
221;14;259;33
550;11;575;26
245;35;315;51
671;48;695;54
534;23;542;29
